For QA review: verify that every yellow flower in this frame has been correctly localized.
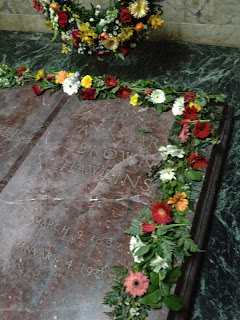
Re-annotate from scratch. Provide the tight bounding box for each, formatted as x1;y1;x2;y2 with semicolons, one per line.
68;73;75;77
103;37;119;50
189;102;201;112
62;45;69;54
81;36;94;47
168;192;189;212
147;15;164;29
50;2;58;10
81;75;92;88
45;20;53;29
118;27;133;42
130;93;139;106
79;22;90;33
129;0;149;19
36;69;45;81
55;70;69;84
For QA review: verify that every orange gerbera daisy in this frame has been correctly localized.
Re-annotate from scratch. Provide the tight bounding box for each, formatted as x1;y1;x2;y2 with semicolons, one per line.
55;70;68;84
124;271;149;298
168;192;189;212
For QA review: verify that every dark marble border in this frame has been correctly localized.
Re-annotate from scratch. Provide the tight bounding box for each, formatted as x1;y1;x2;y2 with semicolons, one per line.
167;105;234;320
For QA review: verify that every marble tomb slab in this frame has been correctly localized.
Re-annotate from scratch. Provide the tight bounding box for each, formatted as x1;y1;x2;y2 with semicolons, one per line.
0;85;66;189
0;96;175;320
0;95;232;320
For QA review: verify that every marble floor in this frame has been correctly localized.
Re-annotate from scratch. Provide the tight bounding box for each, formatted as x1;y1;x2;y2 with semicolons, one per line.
1;31;240;320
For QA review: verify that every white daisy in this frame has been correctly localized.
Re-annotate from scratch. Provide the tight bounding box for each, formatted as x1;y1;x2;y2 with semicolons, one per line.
172;96;185;116
149;89;166;104
62;77;80;96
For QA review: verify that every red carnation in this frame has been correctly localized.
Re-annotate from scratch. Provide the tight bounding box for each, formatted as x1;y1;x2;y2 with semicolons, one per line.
117;85;131;98
120;7;131;23
32;84;44;96
151;201;172;226
45;73;55;80
189;153;209;169
33;0;43;12
58;10;68;28
105;75;117;87
142;222;156;233
80;88;96;100
182;106;198;120
16;66;27;78
193;121;211;139
120;47;131;56
184;91;195;102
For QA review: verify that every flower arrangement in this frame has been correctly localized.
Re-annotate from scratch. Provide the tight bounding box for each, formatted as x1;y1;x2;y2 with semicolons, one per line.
0;63;227;318
31;0;165;59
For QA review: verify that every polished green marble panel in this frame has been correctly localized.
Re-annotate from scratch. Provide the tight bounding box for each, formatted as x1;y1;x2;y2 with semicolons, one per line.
0;30;240;319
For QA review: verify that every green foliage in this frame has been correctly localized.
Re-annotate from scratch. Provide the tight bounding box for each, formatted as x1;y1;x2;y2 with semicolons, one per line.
124;218;143;236
163;294;183;311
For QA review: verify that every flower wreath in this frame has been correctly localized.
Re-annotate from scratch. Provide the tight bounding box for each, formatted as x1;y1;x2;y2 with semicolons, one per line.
0;64;227;319
32;0;165;59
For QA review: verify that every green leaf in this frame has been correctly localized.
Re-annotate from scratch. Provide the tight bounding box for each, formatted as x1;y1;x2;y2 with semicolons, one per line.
150;271;159;287
137;128;151;133
164;95;175;103
168;138;178;146
157;224;185;236
111;85;120;94
156;104;163;115
161;282;171;295
161;238;175;260
186;169;202;181
116;52;125;60
124;218;143;236
134;244;151;256
139;288;162;305
164;266;181;284
163;294;183;311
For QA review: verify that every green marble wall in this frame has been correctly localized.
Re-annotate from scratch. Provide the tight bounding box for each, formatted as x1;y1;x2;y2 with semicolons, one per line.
0;0;240;47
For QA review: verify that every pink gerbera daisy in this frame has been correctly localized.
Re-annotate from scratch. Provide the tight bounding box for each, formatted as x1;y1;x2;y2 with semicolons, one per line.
124;271;149;298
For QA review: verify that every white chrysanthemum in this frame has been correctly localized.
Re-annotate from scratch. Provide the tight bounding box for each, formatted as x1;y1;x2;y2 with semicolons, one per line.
130;236;144;263
159;167;176;182
129;0;149;18
150;255;168;273
62;77;80;96
149;89;166;104
172;96;185;116
166;145;185;158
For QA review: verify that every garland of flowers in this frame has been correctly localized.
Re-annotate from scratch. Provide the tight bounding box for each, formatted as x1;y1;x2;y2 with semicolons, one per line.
0;64;226;319
31;0;165;59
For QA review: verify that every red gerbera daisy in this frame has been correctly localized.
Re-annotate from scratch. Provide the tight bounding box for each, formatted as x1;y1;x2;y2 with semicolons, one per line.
117;85;131;98
193;121;211;139
184;91;196;102
151;201;172;225
189;153;209;169
124;271;149;298
104;75;117;87
182;106;198;120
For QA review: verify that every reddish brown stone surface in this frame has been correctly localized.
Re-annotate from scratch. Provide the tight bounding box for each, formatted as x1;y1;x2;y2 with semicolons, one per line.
0;85;65;189
0;96;175;320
